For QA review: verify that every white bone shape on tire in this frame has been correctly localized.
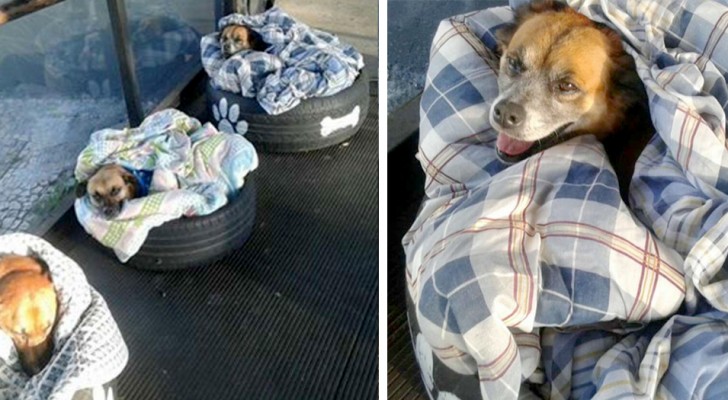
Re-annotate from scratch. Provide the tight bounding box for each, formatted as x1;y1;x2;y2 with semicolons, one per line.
320;105;360;137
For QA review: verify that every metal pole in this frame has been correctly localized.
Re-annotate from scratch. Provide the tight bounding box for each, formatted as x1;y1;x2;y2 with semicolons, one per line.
105;0;144;127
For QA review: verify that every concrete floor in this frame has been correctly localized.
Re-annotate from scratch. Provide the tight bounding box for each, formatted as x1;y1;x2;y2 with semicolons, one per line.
277;0;378;57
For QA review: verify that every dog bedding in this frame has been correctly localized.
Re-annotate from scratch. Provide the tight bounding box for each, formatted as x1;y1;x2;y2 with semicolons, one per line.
74;109;258;262
0;233;127;400
403;0;728;399
200;7;364;115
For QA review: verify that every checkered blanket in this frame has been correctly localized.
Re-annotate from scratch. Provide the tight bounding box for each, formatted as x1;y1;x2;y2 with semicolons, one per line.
74;109;258;263
0;234;127;400
200;7;364;115
403;1;728;399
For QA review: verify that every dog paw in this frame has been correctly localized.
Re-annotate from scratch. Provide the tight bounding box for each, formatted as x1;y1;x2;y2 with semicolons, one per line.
212;98;248;135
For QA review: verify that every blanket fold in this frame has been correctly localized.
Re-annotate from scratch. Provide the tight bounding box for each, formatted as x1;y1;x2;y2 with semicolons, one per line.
404;1;728;399
200;7;364;115
74;109;258;262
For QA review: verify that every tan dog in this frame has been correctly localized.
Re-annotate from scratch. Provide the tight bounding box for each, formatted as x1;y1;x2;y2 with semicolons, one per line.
0;254;58;375
220;24;266;58
76;164;141;219
491;0;653;198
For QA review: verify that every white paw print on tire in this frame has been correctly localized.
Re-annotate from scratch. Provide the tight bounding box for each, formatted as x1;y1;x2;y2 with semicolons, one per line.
213;98;248;135
415;333;435;392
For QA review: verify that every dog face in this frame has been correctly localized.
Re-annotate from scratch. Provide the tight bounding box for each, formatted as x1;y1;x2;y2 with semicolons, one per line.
0;255;57;375
77;164;138;219
491;0;644;162
220;25;262;58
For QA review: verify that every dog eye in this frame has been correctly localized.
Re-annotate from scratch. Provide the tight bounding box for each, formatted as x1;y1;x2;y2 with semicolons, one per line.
110;187;120;196
506;56;522;75
92;192;102;200
557;81;579;93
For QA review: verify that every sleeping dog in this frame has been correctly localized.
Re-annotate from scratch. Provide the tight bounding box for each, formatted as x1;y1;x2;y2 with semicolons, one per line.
76;164;153;219
219;24;267;58
491;0;653;199
0;254;58;375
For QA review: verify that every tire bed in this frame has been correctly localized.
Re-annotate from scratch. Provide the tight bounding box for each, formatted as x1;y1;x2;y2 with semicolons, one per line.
208;70;370;153
126;175;257;270
44;91;378;399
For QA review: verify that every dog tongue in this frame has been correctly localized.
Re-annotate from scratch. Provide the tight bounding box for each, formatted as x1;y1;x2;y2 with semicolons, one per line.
496;133;534;156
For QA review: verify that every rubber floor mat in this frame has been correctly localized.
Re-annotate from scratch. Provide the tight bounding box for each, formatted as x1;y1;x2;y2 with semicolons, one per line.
44;96;378;400
387;133;427;400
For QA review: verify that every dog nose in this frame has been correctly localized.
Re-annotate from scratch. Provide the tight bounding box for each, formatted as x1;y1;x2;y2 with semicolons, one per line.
493;101;525;128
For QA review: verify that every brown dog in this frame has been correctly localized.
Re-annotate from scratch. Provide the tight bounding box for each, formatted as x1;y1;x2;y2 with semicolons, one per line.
491;0;653;199
76;164;141;219
0;254;58;375
220;24;266;58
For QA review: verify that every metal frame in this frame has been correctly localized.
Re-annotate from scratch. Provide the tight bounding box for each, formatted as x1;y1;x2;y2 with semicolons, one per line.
105;0;144;127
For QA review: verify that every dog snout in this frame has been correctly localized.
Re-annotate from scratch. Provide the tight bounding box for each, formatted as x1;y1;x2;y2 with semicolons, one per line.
493;101;525;129
17;338;53;376
103;206;119;218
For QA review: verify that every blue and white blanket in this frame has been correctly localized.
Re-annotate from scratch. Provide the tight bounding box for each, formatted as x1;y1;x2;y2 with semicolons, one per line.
403;1;728;399
200;7;364;115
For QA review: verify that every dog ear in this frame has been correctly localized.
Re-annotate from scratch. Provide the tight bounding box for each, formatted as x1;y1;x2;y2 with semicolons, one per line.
27;251;51;276
495;23;517;53
594;22;648;109
498;1;570;52
122;172;139;197
122;173;135;186
516;0;570;21
75;181;87;198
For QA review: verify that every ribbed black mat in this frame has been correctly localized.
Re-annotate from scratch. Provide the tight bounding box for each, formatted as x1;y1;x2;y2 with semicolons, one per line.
45;96;378;399
387;133;427;400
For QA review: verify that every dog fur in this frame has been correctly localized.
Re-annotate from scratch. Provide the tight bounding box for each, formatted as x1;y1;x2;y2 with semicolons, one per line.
491;0;653;199
0;254;57;375
76;164;140;219
220;24;266;58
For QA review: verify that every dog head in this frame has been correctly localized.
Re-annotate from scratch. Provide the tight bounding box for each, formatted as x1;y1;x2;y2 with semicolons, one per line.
0;255;58;376
220;24;264;58
490;0;646;163
76;164;139;219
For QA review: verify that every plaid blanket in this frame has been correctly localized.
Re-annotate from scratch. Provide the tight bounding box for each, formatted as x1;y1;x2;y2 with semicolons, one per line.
403;1;728;399
200;7;364;115
74;109;258;262
0;234;127;400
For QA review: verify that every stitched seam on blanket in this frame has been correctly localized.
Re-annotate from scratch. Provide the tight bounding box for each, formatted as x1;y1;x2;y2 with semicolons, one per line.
539;221;684;291
478;335;518;381
698;10;728;70
503;155;541;327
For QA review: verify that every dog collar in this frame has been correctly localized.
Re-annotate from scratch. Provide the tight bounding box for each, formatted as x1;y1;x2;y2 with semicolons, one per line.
123;167;154;198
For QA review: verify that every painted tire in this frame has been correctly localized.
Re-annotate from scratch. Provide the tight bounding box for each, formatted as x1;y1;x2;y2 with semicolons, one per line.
125;175;256;271
207;70;370;153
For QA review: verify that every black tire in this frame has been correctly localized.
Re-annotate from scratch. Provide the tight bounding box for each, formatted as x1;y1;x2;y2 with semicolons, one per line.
125;175;257;271
207;69;370;153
